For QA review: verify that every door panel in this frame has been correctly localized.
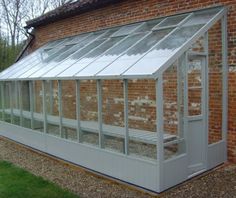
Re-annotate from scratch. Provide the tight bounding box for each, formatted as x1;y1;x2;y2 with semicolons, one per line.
186;54;207;176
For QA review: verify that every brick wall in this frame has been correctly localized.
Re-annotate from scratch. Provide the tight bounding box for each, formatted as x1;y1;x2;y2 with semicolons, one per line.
28;0;236;162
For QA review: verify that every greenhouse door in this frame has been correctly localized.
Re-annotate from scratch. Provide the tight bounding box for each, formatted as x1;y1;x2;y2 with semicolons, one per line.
186;54;207;177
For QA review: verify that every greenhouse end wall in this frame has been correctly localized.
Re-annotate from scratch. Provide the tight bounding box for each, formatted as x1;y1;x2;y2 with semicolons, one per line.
28;0;236;162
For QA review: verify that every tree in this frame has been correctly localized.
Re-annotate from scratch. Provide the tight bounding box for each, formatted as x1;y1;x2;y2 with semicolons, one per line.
49;0;76;9
26;0;51;20
0;0;28;47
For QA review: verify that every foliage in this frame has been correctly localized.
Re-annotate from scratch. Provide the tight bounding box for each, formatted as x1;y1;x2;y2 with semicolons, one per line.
0;161;79;198
0;35;24;71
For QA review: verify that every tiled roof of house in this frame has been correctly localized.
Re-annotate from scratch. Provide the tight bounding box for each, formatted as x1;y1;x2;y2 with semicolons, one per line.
25;0;124;28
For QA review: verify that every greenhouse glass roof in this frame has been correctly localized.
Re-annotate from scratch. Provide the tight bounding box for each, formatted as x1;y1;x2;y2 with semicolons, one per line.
0;7;224;81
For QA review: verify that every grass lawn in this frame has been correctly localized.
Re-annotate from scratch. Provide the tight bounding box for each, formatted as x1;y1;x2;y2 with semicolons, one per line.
0;161;79;198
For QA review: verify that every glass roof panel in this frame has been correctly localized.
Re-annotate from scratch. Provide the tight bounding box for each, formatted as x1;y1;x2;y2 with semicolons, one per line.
74;33;146;77
76;34;145;76
0;7;224;80
26;45;75;78
156;14;189;28
0;38;60;79
45;39;107;77
13;46;71;80
135;19;162;32
144;24;203;58
97;28;173;76
183;8;221;27
0;52;38;78
111;23;143;37
30;28;117;78
43;39;65;49
64;36;125;77
123;56;169;76
123;24;203;76
13;32;106;80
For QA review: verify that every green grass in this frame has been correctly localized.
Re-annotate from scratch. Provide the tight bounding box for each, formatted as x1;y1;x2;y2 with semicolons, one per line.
0;161;79;198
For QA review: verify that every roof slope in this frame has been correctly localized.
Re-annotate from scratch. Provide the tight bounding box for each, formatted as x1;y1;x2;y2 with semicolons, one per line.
25;0;125;28
1;7;224;81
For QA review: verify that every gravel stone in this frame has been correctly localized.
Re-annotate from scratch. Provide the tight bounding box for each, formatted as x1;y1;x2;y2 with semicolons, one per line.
0;136;235;198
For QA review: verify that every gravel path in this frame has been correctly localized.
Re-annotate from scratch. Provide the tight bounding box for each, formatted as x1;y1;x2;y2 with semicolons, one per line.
0;136;235;198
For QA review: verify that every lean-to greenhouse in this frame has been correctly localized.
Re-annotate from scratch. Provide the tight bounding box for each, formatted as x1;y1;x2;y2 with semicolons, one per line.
0;6;228;192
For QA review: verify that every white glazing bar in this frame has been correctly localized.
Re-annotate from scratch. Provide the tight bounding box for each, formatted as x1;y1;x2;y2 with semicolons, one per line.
97;80;103;148
9;82;13;123
156;77;164;191
76;80;82;142
177;59;183;138
0;83;2;120
49;81;53;115
42;80;47;133
222;13;228;149
29;81;34;129
1;83;5;121
58;80;63;138
14;81;18;109
19;82;23;126
123;79;129;155
183;52;189;160
204;32;209;149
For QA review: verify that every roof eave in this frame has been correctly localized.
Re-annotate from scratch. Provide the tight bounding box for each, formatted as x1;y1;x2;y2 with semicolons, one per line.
25;0;125;29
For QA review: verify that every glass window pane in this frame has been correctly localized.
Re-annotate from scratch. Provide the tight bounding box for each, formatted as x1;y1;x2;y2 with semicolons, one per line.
3;82;11;123
32;81;44;132
102;80;124;153
45;81;60;137
61;80;77;141
0;83;3;121
128;79;157;160
21;81;31;129
163;61;185;160
80;80;99;146
11;82;20;125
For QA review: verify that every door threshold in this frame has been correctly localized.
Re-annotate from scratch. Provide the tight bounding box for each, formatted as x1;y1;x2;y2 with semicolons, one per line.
188;168;206;178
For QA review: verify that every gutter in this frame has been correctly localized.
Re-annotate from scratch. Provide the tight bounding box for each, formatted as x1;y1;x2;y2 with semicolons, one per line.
15;28;35;62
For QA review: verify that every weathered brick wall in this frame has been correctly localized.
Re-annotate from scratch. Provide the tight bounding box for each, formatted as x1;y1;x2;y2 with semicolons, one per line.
28;0;236;162
208;21;223;144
